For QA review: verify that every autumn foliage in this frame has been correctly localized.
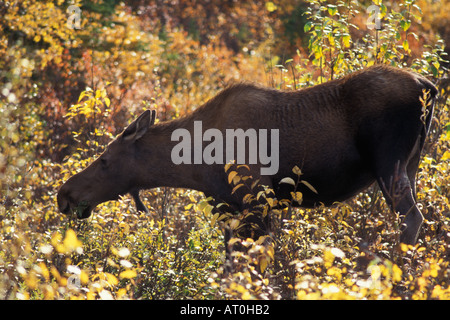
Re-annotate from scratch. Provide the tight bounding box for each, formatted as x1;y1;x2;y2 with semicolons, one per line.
0;0;449;300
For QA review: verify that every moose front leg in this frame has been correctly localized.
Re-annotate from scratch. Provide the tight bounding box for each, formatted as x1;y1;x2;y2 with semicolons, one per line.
130;189;148;213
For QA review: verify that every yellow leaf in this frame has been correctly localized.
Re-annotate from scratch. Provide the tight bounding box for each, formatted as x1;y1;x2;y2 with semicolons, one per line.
241;291;253;300
402;40;410;53
116;288;127;298
78;90;88;102
441;151;450;161
38;262;50;281
63;229;83;253
228;171;238;184
265;1;277;12
292;166;302;176
211;212;220;227
51;266;61;282
119;269;137;279
291;191;303;203
314;48;323;60
231;183;244;194
237;164;250;171
80;271;89;285
25;272;38;290
342;34;351;48
260;257;269;273
203;204;213;215
105;272;119;286
257;190;265;200
301;180;318;194
243;193;254;203
44;286;55;300
392;264;402;282
51;231;62;248
224;162;235;172
229;219;240;230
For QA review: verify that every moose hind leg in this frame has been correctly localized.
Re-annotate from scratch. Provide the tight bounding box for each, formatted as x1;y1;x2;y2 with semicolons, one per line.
377;163;423;245
405;135;424;201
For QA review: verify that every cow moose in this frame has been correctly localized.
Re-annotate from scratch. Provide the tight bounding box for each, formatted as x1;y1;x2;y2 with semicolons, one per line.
57;65;437;246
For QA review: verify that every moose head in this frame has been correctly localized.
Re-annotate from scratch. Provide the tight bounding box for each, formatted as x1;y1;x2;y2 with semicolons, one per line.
57;110;155;218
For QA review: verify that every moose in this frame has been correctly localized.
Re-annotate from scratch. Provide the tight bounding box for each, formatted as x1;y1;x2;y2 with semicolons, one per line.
57;65;437;245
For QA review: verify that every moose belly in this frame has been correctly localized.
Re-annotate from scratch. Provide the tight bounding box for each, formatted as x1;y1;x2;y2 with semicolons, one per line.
275;144;375;207
299;168;375;207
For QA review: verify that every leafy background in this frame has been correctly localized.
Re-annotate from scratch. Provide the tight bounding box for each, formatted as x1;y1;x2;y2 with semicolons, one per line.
0;0;449;300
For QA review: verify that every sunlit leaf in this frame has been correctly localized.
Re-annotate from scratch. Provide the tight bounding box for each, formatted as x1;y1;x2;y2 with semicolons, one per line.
400;19;411;31
304;21;313;33
119;269;137;279
228;171;238;184
63;229;83;253
231;183;244;194
265;1;277;12
327;5;338;16
301;180;318;194
279;177;296;186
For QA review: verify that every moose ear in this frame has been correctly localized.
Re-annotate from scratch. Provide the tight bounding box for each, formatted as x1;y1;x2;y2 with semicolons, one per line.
123;110;156;142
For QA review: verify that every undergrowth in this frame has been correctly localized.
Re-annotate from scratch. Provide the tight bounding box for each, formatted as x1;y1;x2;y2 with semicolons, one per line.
1;0;449;300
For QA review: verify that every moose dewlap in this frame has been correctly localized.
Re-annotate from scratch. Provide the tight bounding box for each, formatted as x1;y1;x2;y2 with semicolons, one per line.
58;65;437;245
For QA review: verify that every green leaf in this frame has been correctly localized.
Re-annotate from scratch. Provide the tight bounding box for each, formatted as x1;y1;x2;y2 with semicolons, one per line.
430;63;439;77
432;61;440;72
400;19;411;31
327;5;338;16
304;21;313;33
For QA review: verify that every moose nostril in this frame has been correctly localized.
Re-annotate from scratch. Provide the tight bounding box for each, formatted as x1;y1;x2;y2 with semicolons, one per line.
61;202;71;214
57;189;72;214
57;197;69;214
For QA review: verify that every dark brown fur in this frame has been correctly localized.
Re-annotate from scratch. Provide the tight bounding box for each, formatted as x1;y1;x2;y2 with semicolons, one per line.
57;65;437;245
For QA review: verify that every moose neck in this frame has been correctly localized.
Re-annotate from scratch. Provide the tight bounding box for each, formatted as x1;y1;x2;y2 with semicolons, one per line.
136;116;217;194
